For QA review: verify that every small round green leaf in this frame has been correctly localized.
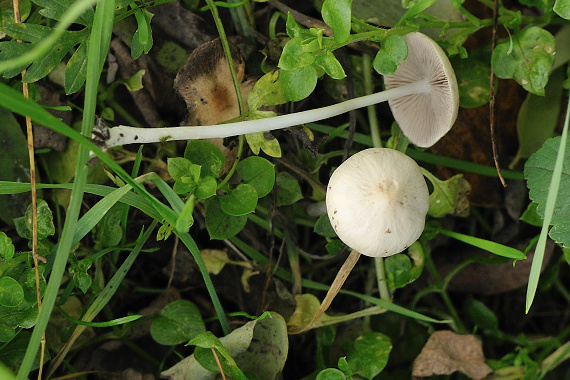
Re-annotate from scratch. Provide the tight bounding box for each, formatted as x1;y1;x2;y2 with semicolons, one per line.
316;368;346;380
150;300;205;346
205;197;247;240
0;233;15;261
184;140;225;178
373;34;408;75
0;277;24;308
322;0;353;43
237;156;275;198
219;184;258;216
315;51;346;80
347;332;392;379
195;176;217;200
278;37;315;70
276;172;303;206
280;66;318;102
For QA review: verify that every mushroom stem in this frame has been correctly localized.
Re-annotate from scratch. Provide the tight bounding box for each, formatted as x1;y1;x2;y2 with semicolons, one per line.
101;79;431;148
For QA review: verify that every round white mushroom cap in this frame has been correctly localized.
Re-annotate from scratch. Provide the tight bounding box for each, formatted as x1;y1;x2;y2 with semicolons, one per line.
326;148;430;257
384;32;459;148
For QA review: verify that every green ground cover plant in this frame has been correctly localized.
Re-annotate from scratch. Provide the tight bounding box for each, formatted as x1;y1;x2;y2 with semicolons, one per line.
0;0;570;378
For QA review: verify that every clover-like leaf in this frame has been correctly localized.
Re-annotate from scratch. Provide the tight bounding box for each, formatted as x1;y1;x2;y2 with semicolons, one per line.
424;172;471;218
150;300;205;346
373;34;408;75
247;71;287;111
205;197;247;240
280;66;318;102
491;27;555;95
219;184;258;216
346;332;392;379
184;140;225;179
236;156;275;198
315;51;346;79
554;0;570;19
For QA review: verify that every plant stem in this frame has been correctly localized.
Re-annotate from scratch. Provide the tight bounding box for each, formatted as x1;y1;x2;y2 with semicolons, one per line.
103;80;430;147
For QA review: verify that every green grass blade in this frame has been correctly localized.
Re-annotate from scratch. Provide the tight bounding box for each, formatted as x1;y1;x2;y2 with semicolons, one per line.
17;2;115;377
439;229;526;260
230;237;446;324
526;98;570;312
46;221;157;377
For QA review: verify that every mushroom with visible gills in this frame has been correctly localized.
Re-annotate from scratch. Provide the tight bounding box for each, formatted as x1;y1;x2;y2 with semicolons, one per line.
326;148;430;257
94;32;458;150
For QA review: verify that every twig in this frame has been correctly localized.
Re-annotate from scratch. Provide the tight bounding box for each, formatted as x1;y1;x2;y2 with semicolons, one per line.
13;0;46;378
489;0;507;187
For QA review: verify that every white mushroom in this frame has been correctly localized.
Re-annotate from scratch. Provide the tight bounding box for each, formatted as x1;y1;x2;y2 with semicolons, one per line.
384;32;459;147
94;33;458;150
326;148;430;257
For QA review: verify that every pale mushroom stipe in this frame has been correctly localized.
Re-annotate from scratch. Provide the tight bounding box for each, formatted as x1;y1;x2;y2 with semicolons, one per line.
326;148;430;257
93;32;459;150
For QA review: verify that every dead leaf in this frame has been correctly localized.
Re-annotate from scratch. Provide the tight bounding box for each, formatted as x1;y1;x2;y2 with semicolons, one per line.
412;330;492;379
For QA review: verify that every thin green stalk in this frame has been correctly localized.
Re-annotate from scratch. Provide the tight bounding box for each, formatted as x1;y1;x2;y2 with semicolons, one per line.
424;246;466;333
17;1;115;377
526;99;570;312
205;0;245;116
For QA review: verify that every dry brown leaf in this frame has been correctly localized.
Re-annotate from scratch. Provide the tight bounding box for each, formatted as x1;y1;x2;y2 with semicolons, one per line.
412;330;492;379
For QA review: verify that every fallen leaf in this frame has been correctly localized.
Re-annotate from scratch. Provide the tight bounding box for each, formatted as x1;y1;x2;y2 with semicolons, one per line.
412;330;492;379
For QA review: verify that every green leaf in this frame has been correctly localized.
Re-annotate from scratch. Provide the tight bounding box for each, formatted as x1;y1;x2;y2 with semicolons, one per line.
184;140;225;179
0;232;15;261
247;71;287;111
464;296;499;330
385;242;424;289
280;66;318;102
205;197;247;240
423;171;471;218
346;332;392;379
373;34;408;75
524;136;570;248
453;57;491;108
93;204;123;249
0;108;30;224
65;41;88;94
0;41;34;78
219;184;258;216
0;277;24;308
491;27;555;95
33;0;94;25
0;0;31;31
163;312;288;380
520;202;543;227
322;0;353;43
276;172;303;206
168;157;194;182
314;213;337;237
195;176;217;200
245;131;282;157
16;199;55;240
237;156;275;198
554;0;570;19
395;0;437;27
285;12;304;38
512;67;565;165
315;51;346;79
131;8;154;59
176;198;195;233
316;368;346;380
150;300;206;346
278;37;316;70
191;332;248;380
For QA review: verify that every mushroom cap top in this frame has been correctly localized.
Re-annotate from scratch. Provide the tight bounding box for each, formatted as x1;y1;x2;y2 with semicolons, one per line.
384;32;459;148
326;148;430;257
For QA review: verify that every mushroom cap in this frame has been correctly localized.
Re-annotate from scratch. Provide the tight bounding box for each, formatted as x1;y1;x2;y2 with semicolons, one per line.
326;148;430;257
384;32;459;148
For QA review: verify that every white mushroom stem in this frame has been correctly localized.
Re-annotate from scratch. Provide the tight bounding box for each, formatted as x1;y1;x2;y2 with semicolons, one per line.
103;79;431;148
